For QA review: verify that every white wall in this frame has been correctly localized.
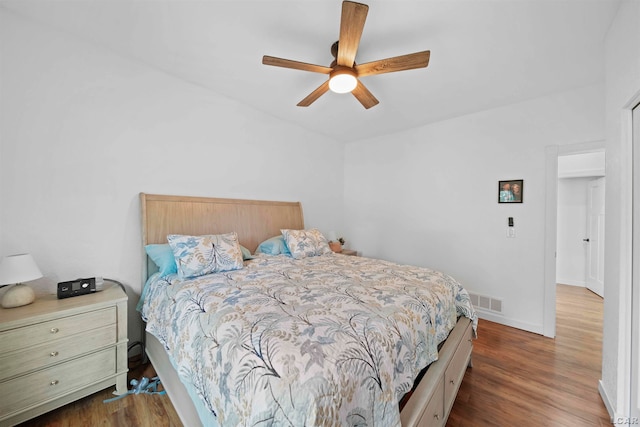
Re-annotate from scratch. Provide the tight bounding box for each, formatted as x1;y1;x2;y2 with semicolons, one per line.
0;10;345;346
344;84;604;334
601;0;640;419
556;177;591;287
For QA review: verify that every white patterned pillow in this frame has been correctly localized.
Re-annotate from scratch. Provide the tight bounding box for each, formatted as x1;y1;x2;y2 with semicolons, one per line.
167;232;243;278
280;228;332;259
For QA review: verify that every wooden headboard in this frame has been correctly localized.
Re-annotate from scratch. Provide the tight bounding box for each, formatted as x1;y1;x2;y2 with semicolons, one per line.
140;193;304;279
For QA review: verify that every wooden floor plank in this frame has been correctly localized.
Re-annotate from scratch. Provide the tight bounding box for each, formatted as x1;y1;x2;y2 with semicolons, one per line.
16;284;609;426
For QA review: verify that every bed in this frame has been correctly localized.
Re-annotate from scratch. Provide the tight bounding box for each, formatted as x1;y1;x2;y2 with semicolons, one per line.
139;193;477;426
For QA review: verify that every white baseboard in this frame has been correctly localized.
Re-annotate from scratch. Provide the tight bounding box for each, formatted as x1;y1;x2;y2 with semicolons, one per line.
556;279;586;287
598;380;617;424
476;311;544;335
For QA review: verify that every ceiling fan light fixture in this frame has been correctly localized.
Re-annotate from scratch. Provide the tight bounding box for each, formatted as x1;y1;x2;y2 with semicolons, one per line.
329;68;358;93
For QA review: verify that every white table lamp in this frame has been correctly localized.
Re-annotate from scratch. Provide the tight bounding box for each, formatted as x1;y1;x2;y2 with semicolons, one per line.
0;253;43;308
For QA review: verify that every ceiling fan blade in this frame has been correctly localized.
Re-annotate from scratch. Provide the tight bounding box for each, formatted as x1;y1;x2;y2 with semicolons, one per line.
351;80;379;109
337;1;369;67
297;80;331;107
263;56;333;74
354;51;431;77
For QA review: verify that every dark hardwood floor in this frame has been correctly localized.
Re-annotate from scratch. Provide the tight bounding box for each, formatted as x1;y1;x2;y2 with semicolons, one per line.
448;284;610;426
18;284;609;426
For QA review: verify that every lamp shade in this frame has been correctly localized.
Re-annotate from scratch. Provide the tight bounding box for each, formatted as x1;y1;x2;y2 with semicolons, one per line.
0;254;43;286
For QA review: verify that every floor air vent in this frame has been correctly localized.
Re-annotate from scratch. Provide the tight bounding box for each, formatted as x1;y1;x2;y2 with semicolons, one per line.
469;292;503;314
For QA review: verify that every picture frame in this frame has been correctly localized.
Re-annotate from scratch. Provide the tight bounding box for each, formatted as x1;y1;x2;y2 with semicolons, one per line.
498;179;523;203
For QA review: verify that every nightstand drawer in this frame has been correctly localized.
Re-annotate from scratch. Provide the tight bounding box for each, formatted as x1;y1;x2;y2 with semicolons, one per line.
0;307;116;354
0;347;116;418
0;325;116;381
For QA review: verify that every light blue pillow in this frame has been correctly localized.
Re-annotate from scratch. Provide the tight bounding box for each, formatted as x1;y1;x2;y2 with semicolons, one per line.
240;245;254;260
255;235;291;256
145;244;177;277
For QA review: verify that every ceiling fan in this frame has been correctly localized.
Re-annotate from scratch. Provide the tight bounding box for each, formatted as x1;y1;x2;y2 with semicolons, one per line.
262;1;430;109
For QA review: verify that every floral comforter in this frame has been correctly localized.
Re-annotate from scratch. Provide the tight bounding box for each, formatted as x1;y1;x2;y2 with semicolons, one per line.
141;253;477;427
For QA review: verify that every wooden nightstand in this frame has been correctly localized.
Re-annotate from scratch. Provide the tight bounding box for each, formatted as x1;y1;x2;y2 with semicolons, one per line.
0;281;128;426
341;249;358;256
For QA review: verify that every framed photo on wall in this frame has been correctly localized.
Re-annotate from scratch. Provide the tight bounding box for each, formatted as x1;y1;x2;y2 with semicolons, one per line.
498;179;523;203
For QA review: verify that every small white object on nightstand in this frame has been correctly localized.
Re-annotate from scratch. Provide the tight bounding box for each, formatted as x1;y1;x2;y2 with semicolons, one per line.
0;253;42;308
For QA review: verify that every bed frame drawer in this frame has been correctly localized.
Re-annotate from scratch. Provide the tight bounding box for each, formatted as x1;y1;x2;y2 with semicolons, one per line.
444;319;473;413
415;380;444;427
400;317;473;427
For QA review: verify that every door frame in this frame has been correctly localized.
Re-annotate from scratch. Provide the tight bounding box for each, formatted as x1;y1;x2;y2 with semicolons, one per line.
544;140;605;338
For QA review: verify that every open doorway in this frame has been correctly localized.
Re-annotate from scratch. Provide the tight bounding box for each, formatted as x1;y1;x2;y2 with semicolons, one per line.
543;142;605;338
556;151;606;298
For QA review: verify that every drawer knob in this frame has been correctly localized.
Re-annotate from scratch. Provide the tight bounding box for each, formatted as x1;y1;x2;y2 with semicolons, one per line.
50;351;59;357
50;327;59;334
434;414;440;420
50;380;59;386
450;379;455;385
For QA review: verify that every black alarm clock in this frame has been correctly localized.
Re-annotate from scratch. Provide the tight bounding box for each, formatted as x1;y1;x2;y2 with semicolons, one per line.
57;277;103;299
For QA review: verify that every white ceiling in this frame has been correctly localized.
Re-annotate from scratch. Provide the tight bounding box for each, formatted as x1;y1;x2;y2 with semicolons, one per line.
1;0;621;142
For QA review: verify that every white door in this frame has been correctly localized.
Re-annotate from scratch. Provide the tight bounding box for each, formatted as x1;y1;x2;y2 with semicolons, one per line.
585;177;605;297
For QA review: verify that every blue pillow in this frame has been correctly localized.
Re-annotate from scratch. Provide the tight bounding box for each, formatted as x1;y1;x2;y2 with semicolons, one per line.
256;235;291;256
145;244;177;277
240;245;254;260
